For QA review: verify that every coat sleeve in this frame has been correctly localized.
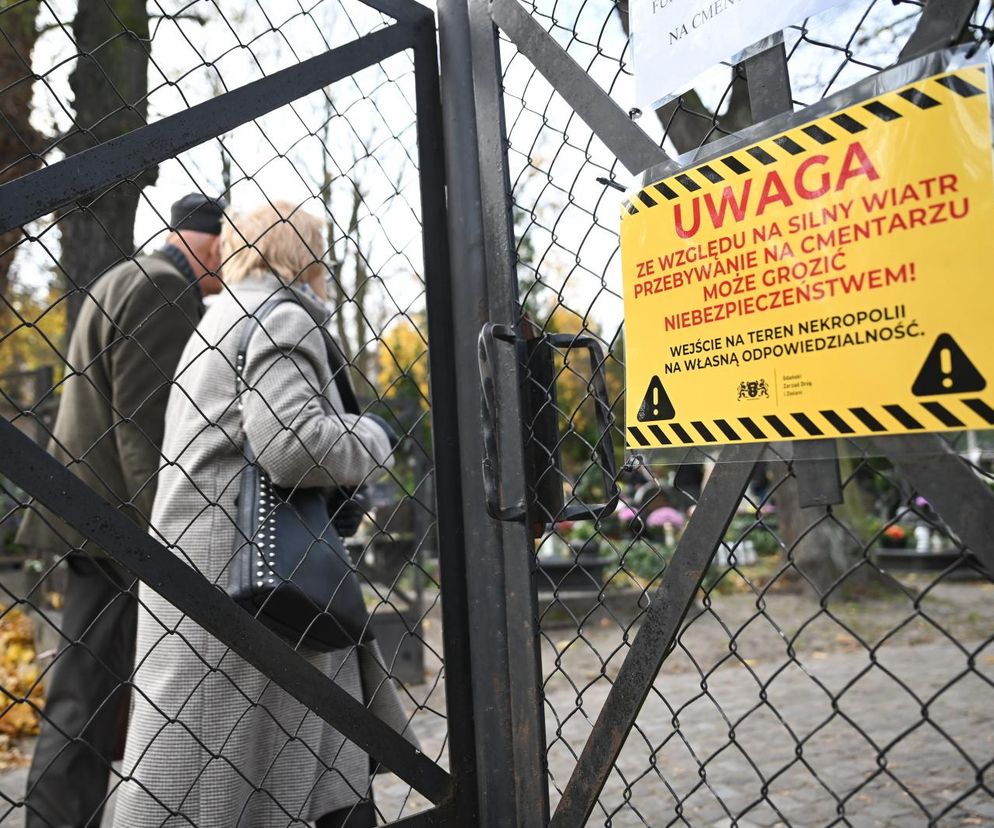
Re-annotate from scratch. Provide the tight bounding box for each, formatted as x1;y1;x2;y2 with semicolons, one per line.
241;303;393;489
110;268;202;519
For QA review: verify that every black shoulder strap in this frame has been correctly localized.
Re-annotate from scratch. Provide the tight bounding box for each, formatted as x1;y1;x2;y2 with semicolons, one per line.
235;294;360;415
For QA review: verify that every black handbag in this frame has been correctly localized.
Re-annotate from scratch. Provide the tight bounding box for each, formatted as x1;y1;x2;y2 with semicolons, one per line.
227;294;370;651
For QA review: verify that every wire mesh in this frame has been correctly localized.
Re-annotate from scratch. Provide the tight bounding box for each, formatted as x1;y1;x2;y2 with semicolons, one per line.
499;1;994;824
0;2;445;825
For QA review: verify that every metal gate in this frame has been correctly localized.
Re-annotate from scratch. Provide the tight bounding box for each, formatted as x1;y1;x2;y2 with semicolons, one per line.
0;1;477;824
3;0;994;826
438;0;994;825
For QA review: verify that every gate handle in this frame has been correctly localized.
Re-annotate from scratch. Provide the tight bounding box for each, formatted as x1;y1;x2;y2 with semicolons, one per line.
478;323;620;524
479;322;528;521
544;332;620;524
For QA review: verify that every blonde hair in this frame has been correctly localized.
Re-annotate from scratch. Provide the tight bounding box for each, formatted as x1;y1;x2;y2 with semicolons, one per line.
220;200;325;287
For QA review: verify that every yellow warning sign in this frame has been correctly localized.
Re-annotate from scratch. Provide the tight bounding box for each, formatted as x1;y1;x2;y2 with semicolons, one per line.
621;66;994;450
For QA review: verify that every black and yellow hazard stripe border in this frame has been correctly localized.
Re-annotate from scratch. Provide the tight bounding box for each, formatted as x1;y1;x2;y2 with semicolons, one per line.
623;64;991;450
627;396;994;448
621;66;988;217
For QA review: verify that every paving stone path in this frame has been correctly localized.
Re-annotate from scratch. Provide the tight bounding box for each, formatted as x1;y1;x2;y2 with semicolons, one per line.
3;580;994;826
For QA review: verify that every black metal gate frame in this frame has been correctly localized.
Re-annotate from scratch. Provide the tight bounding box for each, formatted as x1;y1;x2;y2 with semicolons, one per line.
6;1;994;825
0;1;478;824
455;0;994;826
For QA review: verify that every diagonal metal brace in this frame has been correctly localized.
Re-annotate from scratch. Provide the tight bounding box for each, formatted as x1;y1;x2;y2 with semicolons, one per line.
874;433;994;574
387;802;457;826
489;0;668;176
549;442;765;827
0;417;451;804
898;0;979;63
358;0;433;24
0;23;418;235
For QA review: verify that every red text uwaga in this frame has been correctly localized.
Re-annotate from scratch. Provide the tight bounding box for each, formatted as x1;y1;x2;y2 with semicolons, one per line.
673;141;878;239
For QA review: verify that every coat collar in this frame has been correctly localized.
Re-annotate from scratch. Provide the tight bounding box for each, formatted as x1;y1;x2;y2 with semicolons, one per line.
228;271;331;326
157;244;202;296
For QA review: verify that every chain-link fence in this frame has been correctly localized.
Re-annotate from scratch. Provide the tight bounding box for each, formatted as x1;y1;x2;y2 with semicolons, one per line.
0;2;454;825
496;1;994;825
5;1;994;826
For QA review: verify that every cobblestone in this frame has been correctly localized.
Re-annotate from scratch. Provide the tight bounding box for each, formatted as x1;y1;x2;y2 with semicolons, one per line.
539;579;994;826
2;581;993;825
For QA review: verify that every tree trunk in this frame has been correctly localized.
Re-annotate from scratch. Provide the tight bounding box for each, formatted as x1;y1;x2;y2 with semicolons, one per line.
323;164;367;370
0;0;44;303
321;132;352;362
220;145;232;201
60;0;157;326
210;74;232;201
773;459;884;597
352;226;371;380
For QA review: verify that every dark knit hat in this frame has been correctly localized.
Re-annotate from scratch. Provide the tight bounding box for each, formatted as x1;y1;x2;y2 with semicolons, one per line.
170;193;227;235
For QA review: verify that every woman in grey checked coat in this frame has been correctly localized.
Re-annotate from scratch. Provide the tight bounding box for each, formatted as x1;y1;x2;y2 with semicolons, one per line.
113;202;411;827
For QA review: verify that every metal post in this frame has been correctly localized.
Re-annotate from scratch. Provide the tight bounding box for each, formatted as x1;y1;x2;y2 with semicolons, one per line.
30;365;54;446
877;434;994;572
437;1;548;824
412;10;482;823
741;39;793;121
466;1;551;822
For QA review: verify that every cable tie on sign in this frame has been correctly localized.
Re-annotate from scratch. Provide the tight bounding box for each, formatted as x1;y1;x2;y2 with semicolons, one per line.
621;454;644;473
966;29;994;58
597;176;627;192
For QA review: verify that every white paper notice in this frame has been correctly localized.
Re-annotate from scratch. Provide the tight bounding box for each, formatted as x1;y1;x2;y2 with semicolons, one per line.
633;0;846;111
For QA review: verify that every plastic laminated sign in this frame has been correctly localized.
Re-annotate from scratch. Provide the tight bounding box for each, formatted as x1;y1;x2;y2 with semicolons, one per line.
621;50;994;453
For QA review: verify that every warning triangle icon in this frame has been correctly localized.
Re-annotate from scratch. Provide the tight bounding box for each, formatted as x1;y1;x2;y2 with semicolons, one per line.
637;375;675;421
912;333;986;396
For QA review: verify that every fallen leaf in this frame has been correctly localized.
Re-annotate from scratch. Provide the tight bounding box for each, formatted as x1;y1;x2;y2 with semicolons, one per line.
0;605;45;739
0;702;38;737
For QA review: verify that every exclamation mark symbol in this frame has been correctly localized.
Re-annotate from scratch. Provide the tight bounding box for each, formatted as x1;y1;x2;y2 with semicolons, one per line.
637;375;675;421
649;383;661;411
940;347;953;389
912;333;986;396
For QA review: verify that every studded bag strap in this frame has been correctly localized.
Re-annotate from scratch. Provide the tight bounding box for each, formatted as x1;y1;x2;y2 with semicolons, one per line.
234;297;286;464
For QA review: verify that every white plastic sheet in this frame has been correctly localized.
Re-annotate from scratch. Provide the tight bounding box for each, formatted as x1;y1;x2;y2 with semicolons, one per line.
633;0;846;110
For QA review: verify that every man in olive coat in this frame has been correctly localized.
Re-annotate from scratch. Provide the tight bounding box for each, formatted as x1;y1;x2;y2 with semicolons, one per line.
17;193;226;828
